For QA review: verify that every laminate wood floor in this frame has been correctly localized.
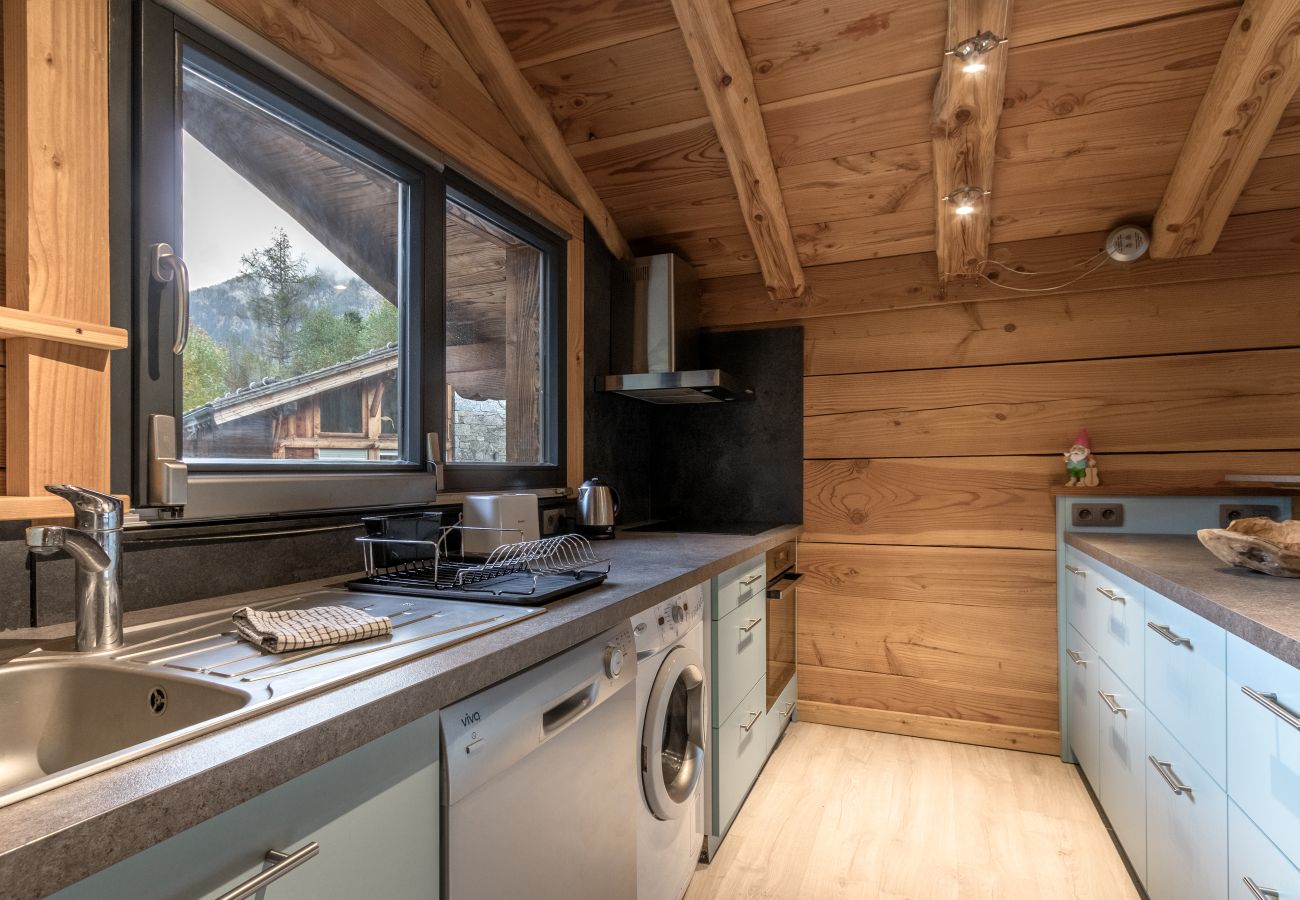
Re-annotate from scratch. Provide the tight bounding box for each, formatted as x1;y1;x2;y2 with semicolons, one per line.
686;722;1139;900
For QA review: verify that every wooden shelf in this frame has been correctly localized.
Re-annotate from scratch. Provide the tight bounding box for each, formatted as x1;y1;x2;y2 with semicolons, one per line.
0;495;132;521
0;308;127;351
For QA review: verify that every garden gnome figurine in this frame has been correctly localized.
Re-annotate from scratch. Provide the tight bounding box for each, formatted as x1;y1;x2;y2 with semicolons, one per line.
1064;430;1100;487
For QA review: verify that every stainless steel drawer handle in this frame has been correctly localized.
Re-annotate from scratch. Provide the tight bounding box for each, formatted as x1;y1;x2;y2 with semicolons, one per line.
739;617;762;634
1096;587;1125;603
1064;565;1086;577
739;574;763;587
1242;685;1300;730
740;710;761;733
780;701;795;719
1243;876;1281;900
1065;649;1087;667
1147;622;1191;647
1148;756;1194;796
215;842;320;900
1098;690;1128;715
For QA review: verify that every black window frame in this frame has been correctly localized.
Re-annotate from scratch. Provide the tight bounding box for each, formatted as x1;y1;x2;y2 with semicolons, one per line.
110;0;567;517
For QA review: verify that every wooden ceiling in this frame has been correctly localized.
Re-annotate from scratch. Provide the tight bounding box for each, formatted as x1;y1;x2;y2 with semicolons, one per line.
477;0;1300;286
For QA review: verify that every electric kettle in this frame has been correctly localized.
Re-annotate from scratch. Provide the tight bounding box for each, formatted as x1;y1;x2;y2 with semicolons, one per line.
576;477;620;539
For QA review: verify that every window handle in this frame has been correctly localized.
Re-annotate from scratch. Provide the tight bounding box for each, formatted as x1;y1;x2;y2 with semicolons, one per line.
151;242;191;354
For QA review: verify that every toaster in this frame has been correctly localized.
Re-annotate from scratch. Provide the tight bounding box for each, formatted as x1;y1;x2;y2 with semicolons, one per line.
461;493;540;555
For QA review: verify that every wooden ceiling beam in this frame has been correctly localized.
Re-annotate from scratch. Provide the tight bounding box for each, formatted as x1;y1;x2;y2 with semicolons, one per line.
931;0;1013;279
425;0;632;260
1150;0;1300;258
668;0;805;300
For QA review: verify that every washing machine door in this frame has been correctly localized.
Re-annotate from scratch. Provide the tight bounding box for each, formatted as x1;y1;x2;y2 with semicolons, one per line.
642;645;706;821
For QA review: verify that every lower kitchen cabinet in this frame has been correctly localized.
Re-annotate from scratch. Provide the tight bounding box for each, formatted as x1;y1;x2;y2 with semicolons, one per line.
1145;714;1227;900
768;672;798;753
1064;625;1100;789
1098;661;1146;888
1229;800;1300;900
712;677;768;839
53;713;441;900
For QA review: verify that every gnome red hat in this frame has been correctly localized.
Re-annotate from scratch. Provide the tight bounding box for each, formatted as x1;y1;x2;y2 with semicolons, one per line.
1073;429;1091;449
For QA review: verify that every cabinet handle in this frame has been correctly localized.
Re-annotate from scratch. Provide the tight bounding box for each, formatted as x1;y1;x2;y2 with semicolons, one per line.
1096;587;1125;603
780;701;795;719
1242;685;1300;730
1065;649;1087;667
1148;756;1194;797
1147;622;1191;647
1064;565;1086;577
740;710;761;733
1243;876;1281;900
739;574;763;587
739;617;762;634
215;842;320;900
1097;690;1128;715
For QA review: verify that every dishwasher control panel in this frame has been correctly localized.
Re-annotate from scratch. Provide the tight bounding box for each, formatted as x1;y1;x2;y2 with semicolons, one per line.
441;620;636;803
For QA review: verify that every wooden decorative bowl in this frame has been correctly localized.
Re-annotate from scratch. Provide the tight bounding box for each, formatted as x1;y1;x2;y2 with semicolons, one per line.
1197;517;1300;578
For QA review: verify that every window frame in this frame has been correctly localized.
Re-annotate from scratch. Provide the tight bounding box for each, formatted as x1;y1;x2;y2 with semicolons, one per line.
111;0;567;519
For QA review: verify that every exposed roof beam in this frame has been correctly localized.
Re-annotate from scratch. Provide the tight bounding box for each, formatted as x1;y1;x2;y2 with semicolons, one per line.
1151;0;1300;258
425;0;631;260
669;0;805;300
931;0;1013;279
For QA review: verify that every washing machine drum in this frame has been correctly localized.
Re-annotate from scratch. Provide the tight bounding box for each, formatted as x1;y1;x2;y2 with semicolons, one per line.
642;645;706;821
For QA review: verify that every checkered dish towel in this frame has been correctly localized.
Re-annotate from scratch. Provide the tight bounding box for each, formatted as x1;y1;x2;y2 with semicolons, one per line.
232;605;393;653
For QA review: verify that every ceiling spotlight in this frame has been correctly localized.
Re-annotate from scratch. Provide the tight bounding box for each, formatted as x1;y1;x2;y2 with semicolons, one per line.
944;186;988;216
947;31;1006;73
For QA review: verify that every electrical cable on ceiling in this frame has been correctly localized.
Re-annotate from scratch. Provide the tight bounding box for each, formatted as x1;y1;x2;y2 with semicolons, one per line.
976;254;1111;293
978;248;1108;277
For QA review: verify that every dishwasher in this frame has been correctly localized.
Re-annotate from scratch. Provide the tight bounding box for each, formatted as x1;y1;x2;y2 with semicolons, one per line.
441;621;638;899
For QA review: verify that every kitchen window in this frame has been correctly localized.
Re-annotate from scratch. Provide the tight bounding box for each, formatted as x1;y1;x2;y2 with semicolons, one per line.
116;2;566;519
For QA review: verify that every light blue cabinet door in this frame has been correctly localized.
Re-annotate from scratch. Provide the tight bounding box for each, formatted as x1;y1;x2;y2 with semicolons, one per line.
1144;587;1227;787
1065;625;1101;789
1099;661;1147;888
712;599;766;725
1229;800;1300;900
54;714;441;900
712;554;765;621
1227;632;1300;868
1146;714;1227;900
712;677;768;837
1063;548;1101;649
1094;561;1146;701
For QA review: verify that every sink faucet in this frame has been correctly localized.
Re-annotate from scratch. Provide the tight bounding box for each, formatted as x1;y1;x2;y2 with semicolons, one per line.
27;485;125;652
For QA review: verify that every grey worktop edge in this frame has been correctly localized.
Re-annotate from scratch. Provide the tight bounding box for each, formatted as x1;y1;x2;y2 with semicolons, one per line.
1064;532;1300;669
0;525;800;898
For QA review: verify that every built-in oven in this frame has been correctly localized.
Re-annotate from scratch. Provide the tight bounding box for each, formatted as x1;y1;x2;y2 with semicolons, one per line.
765;540;799;711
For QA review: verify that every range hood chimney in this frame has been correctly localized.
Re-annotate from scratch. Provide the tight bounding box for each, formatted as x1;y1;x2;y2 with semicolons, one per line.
598;253;755;404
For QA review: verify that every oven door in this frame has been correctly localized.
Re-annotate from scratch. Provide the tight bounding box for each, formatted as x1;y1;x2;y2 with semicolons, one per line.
766;571;799;711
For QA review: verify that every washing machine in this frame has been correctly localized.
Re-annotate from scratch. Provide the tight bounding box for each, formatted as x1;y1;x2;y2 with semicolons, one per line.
632;583;708;900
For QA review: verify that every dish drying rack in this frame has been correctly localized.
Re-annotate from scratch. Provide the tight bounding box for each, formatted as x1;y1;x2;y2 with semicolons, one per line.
346;524;612;605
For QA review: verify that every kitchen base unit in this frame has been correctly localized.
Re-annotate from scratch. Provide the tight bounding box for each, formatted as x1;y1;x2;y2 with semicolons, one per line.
441;621;639;900
51;713;441;900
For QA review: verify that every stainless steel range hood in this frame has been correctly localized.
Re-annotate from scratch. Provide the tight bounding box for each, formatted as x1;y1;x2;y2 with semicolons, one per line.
599;253;754;404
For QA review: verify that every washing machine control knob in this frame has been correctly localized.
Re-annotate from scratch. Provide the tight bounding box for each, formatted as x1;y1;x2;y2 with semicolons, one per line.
603;644;625;679
671;604;686;624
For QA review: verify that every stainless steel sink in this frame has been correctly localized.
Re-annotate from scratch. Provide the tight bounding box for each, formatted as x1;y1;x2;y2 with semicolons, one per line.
0;589;541;809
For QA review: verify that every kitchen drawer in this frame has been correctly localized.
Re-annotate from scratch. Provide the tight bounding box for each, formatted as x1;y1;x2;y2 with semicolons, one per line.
712;554;765;621
1146;713;1227;900
1099;660;1147;888
1229;800;1300;900
53;713;441;900
711;677;768;838
768;672;798;754
1063;547;1101;650
1145;587;1227;787
1227;632;1300;868
1093;560;1147;701
1065;624;1101;790
712;600;767;724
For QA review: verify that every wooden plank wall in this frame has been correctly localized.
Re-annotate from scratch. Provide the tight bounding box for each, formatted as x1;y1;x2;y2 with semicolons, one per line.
706;211;1300;754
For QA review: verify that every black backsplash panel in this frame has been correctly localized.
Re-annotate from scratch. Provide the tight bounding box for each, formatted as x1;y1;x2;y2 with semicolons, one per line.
649;327;803;525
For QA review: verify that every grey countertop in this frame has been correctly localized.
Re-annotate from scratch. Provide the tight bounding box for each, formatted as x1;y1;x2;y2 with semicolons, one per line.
0;525;799;898
1064;532;1300;669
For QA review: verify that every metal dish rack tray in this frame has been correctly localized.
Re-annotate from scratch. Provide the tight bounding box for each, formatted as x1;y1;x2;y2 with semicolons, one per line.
346;527;612;605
